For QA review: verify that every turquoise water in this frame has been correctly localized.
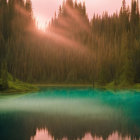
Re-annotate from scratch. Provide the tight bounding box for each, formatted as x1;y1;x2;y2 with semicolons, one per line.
0;88;140;140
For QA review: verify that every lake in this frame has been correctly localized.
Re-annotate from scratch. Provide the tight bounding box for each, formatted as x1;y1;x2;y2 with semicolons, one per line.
0;87;140;140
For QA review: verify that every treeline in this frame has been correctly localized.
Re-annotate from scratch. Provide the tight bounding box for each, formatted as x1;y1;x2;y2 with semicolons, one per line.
48;0;140;85
0;0;36;89
90;0;140;85
0;0;140;88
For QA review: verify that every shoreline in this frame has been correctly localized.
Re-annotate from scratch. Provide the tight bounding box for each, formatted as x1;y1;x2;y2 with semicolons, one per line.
34;83;140;91
35;83;140;91
1;83;140;94
34;83;93;88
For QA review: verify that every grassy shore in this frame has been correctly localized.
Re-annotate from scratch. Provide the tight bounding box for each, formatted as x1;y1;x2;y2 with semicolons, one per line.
34;83;93;88
1;79;140;94
0;74;38;94
0;82;38;94
34;82;140;91
94;82;140;91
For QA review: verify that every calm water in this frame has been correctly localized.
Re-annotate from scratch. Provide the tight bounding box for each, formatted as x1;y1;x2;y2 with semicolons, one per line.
0;88;140;140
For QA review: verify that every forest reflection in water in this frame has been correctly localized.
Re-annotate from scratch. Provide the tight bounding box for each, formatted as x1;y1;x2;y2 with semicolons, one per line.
0;88;140;140
31;129;133;140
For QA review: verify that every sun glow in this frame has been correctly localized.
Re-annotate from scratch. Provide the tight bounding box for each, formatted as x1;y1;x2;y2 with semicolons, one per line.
35;16;47;31
32;0;132;31
32;0;85;31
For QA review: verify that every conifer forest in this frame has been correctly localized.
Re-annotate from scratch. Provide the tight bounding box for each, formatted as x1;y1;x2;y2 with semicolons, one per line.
0;0;140;89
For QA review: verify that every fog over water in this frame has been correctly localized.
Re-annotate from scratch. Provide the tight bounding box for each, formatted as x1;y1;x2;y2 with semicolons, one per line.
0;88;140;140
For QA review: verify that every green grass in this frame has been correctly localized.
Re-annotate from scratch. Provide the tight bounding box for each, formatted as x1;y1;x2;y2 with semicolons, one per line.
94;81;140;91
33;82;140;92
1;73;140;94
0;74;38;94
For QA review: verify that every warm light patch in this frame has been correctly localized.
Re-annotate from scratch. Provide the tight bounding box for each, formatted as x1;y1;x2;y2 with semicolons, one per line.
35;15;47;31
31;129;131;140
30;129;53;140
32;0;132;30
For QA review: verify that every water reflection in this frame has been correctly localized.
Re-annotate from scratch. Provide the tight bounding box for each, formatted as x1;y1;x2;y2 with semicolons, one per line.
31;129;54;140
31;129;132;140
0;88;140;140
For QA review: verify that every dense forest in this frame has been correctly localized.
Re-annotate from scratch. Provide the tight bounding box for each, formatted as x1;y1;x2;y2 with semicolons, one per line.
0;0;140;90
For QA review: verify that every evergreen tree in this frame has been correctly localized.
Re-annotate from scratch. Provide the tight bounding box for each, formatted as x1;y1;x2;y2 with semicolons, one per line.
26;0;32;14
0;61;8;90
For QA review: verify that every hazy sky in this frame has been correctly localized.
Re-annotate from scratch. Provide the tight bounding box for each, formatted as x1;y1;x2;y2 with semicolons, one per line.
32;0;131;29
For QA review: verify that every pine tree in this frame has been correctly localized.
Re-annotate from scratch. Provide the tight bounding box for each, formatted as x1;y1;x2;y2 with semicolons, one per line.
58;6;62;17
120;0;130;31
26;0;32;14
66;0;73;8
130;0;139;35
0;61;8;90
